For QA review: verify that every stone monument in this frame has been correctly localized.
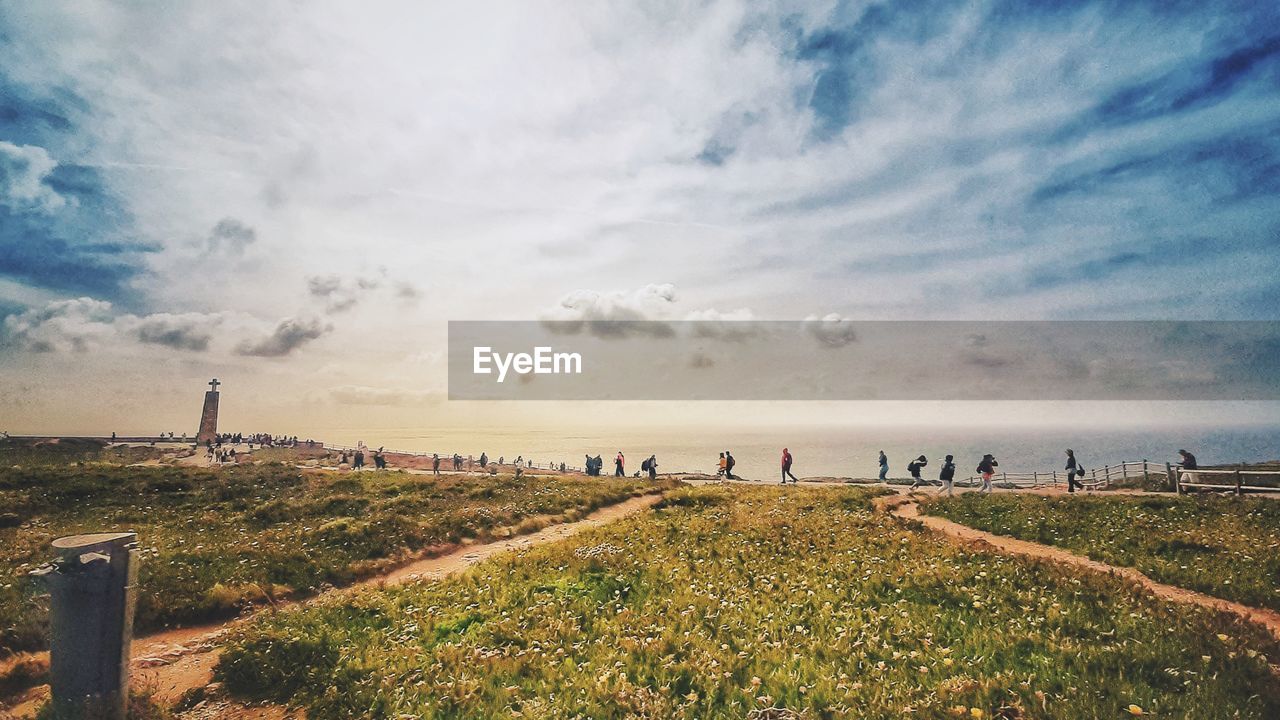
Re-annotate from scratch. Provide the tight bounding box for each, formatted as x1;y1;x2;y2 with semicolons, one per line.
196;378;220;445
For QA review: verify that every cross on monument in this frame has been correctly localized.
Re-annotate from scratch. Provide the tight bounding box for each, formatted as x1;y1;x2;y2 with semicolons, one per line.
208;378;220;392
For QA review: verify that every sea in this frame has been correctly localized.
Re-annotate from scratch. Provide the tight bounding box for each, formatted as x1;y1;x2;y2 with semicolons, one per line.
314;425;1280;482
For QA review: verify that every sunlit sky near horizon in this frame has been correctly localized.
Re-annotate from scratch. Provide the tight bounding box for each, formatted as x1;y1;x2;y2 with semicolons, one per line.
1;1;1279;436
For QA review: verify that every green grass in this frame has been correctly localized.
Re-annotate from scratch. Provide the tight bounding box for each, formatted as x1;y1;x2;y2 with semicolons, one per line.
926;493;1280;612
217;486;1280;719
0;463;672;654
0;437;166;467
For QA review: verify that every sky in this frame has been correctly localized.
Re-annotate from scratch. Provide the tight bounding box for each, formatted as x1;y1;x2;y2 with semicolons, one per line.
1;0;1278;439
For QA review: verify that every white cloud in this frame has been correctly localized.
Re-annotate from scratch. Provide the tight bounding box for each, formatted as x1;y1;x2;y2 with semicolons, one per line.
0;141;66;213
3;297;115;352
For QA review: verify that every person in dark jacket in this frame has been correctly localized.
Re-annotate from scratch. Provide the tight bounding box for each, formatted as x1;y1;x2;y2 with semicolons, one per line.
1065;449;1084;493
936;454;956;496
1178;449;1199;486
725;450;738;480
977;454;998;493
878;450;889;481
908;455;929;490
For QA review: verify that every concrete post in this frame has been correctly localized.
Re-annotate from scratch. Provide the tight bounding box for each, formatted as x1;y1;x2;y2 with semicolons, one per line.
31;532;140;720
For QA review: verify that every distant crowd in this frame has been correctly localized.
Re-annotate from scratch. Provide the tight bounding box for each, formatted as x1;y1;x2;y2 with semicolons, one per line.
173;430;1204;493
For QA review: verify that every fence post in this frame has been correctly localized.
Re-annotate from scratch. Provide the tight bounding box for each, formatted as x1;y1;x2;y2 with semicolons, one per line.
1052;470;1058;486
1167;462;1178;493
1142;460;1149;484
1103;465;1110;487
1236;467;1243;496
1033;471;1038;487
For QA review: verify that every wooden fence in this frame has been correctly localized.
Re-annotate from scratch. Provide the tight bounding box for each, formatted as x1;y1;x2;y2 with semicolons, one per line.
959;459;1165;489
1174;467;1280;495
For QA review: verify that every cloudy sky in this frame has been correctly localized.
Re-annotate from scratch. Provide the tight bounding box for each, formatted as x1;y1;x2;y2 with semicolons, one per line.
1;1;1278;437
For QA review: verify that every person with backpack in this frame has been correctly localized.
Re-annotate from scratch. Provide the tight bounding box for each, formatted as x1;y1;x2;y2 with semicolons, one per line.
781;448;798;484
977;454;998;493
1065;449;1084;493
878;450;889;481
646;455;658;480
908;455;929;490
936;454;956;496
725;450;738;480
432;453;441;475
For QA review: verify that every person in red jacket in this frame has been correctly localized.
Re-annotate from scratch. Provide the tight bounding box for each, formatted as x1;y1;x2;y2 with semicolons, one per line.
781;448;799;484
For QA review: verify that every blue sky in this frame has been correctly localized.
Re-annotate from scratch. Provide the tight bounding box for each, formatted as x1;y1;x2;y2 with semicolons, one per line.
0;0;1277;433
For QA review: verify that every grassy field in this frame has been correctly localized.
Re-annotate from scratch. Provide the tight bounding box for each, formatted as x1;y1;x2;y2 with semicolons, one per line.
216;485;1280;719
0;437;168;467
0;463;670;654
926;493;1280;612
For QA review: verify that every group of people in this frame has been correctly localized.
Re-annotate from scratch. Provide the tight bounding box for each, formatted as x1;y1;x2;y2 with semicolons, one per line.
206;445;238;464
338;444;386;470
716;451;738;479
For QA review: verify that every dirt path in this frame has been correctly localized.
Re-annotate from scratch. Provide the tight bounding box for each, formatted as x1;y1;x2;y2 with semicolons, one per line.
1;493;664;718
878;493;1280;642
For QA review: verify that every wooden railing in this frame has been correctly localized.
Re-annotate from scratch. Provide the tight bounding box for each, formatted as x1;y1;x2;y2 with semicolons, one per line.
1174;467;1280;495
959;460;1170;489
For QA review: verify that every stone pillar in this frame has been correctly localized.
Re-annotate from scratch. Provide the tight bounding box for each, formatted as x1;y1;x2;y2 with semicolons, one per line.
196;378;220;445
31;532;140;720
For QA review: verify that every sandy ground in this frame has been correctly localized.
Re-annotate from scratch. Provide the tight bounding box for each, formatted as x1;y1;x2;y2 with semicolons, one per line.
0;493;663;719
878;491;1280;641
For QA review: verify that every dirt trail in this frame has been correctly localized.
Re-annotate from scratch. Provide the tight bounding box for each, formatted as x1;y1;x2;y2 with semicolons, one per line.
878;493;1280;641
1;493;663;718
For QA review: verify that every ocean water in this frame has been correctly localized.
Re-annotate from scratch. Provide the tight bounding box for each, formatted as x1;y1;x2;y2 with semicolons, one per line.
317;425;1280;482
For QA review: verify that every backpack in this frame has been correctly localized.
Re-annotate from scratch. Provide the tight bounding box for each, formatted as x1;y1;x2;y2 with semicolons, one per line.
641;459;651;472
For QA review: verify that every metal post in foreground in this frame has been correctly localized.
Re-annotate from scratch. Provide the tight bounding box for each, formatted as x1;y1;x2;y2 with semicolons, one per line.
31;532;140;720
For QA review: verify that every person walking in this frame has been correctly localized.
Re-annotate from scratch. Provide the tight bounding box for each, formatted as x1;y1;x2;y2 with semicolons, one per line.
718;452;727;478
353;448;365;471
432;453;441;475
977;454;998;493
615;451;625;477
936;454;956;496
1065;449;1084;493
647;454;658;480
725;450;738;480
878;450;889;481
781;448;798;484
908;455;929;490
